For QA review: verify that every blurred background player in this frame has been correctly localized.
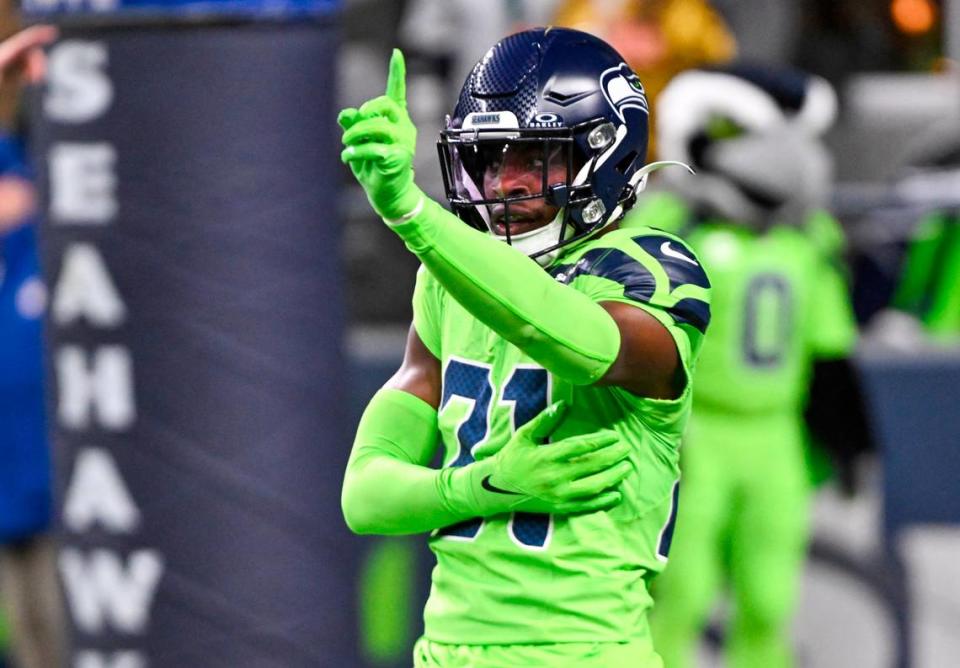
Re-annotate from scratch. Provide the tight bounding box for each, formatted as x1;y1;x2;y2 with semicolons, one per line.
0;24;64;668
876;137;960;342
625;66;871;667
340;29;711;667
0;131;63;668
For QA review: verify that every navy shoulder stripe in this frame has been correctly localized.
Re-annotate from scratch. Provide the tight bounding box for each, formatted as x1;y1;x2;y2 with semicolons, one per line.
550;242;710;333
550;248;657;303
670;297;711;334
631;234;712;332
631;234;711;291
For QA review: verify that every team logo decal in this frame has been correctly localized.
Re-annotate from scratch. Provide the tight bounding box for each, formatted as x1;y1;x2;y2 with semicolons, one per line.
463;110;520;130
529;112;563;128
600;63;649;122
660;241;699;266
471;113;502;125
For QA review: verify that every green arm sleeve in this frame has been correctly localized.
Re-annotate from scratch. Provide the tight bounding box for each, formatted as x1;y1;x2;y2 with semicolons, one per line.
341;388;512;535
387;196;621;385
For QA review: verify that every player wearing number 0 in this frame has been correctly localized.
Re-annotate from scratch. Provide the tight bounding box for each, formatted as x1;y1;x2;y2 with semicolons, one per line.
339;29;711;667
625;67;863;668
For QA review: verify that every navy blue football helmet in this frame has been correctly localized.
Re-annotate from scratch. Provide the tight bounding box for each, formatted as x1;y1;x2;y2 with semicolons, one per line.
437;28;656;264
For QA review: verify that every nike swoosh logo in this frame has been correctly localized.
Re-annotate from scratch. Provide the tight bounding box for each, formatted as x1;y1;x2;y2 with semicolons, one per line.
481;475;521;495
660;241;699;266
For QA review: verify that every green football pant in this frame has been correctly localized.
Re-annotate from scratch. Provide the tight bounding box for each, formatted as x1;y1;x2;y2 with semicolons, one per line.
414;631;662;668
650;408;810;668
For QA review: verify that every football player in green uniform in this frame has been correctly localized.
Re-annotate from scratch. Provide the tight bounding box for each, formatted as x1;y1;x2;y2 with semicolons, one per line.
626;66;861;668
891;146;960;339
339;29;711;667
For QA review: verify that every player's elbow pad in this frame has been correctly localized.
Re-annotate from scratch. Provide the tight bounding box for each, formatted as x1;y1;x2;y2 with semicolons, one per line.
341;487;378;535
341;454;428;536
341;464;374;535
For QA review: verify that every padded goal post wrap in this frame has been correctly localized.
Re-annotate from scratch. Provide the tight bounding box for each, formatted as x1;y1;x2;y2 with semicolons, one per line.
31;6;358;666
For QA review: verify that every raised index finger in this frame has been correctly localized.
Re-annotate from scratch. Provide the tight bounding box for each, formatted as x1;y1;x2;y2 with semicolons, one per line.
385;48;406;108
0;25;57;74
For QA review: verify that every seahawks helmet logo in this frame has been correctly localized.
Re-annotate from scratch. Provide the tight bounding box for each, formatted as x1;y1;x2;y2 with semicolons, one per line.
600;63;649;122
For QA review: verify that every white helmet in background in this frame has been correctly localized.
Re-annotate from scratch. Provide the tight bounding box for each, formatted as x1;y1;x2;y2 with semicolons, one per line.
657;64;837;227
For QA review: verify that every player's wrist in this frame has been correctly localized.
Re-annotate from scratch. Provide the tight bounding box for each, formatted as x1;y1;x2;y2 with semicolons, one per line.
383;187;444;253
439;458;525;517
382;185;426;226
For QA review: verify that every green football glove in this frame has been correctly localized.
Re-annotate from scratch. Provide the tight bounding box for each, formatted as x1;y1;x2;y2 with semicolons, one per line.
343;390;632;536
339;48;423;221
477;401;634;515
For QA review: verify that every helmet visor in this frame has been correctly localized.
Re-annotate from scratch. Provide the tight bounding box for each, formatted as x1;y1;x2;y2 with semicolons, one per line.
443;138;572;203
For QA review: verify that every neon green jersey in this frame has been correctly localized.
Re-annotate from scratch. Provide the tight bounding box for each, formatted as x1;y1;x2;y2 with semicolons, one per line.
894;211;960;337
412;226;711;645
626;193;856;415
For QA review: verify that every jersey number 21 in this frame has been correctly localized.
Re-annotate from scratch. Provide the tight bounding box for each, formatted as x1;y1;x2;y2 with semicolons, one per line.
438;358;552;550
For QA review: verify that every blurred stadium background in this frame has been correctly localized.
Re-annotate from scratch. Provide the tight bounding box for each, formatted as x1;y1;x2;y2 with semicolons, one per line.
0;0;957;666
